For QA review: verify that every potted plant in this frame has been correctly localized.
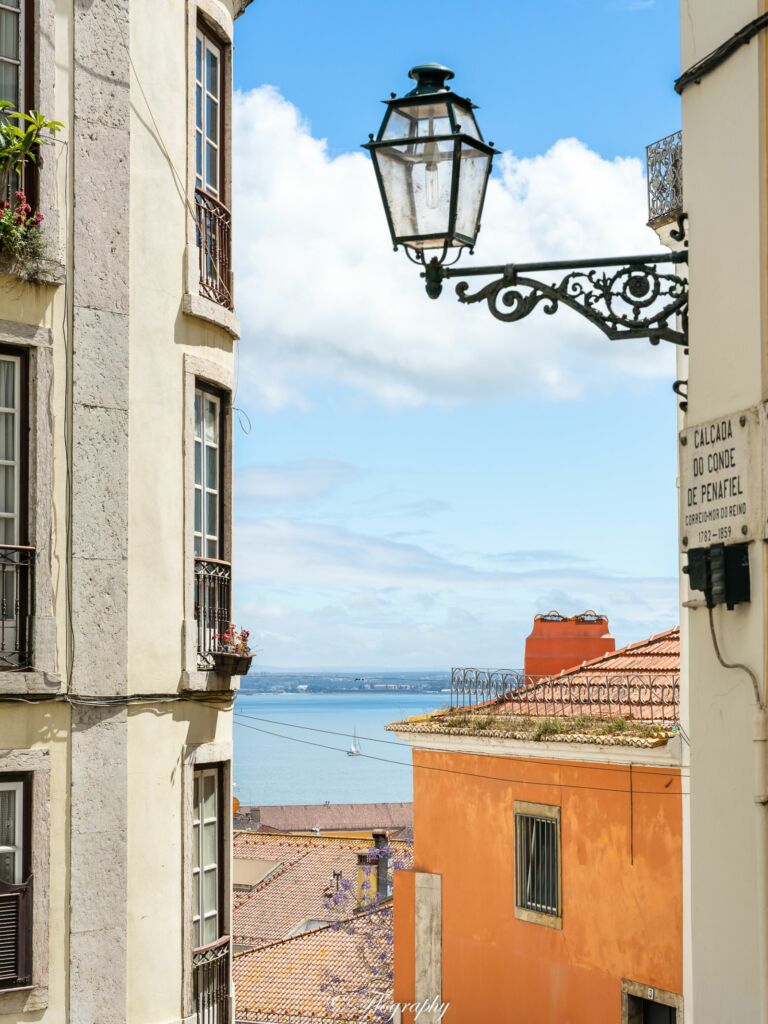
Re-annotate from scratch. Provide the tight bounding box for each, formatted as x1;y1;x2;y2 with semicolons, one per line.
212;624;253;676
0;105;62;277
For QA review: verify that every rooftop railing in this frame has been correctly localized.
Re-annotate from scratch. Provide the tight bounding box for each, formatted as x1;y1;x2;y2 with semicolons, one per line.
451;667;680;725
194;557;231;671
646;130;683;229
195;188;233;311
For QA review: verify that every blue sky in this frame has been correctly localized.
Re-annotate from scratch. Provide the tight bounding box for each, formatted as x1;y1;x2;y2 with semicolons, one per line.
230;0;682;669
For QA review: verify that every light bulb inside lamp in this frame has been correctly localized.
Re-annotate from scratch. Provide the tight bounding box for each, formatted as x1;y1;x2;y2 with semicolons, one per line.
423;141;440;210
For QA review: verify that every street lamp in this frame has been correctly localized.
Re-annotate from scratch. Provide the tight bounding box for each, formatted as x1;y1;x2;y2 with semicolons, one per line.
364;65;689;348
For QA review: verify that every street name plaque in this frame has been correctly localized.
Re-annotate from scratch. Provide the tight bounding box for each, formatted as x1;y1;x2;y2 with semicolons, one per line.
680;406;759;550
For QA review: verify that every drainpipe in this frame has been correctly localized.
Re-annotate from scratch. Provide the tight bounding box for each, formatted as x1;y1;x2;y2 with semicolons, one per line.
754;707;768;1024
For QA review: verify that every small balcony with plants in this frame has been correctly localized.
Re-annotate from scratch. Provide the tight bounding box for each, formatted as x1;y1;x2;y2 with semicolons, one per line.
0;105;62;281
193;557;252;677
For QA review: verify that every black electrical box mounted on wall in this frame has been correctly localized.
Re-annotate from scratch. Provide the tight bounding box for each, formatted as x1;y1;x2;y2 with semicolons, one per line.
684;543;751;609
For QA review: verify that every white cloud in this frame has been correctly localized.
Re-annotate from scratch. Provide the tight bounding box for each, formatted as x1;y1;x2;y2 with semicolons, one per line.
233;517;677;668
233;86;675;409
236;458;355;505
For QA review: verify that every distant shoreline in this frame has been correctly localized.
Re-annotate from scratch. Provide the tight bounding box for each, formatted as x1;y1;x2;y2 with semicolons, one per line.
238;671;452;697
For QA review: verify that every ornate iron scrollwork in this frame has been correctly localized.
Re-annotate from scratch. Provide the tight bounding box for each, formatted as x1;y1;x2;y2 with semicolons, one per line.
452;259;688;347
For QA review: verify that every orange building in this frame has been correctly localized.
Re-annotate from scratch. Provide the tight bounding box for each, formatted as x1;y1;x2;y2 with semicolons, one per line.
389;626;683;1024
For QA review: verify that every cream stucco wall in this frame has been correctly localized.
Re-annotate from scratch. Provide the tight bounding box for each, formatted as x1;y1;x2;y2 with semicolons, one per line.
0;0;243;1019
681;1;768;1020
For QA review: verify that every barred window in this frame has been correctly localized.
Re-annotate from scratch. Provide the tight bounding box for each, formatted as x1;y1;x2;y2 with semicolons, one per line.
514;803;561;923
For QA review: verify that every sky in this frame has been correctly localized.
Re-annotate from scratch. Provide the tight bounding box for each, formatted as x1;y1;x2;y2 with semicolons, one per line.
229;0;683;670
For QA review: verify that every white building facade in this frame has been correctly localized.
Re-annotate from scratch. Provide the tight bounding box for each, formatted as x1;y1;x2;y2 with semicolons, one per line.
0;0;251;1021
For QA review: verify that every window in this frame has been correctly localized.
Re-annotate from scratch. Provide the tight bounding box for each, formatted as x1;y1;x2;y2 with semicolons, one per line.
0;0;24;112
192;767;223;949
0;354;21;546
194;386;222;560
0;776;31;988
514;802;561;926
195;27;222;199
0;351;30;671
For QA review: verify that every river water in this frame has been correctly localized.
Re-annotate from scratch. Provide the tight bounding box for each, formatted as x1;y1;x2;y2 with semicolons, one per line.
233;687;450;805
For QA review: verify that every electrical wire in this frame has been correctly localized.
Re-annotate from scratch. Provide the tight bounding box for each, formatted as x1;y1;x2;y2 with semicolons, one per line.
233;709;689;780
707;605;763;708
675;13;768;94
233;715;689;797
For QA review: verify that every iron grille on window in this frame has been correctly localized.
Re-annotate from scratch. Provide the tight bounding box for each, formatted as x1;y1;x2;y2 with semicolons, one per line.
646;131;683;228
194;558;231;670
195;189;233;311
193;936;230;1024
515;812;560;917
0;545;33;670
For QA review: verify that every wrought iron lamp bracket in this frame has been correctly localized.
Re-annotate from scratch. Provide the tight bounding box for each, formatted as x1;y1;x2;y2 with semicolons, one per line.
421;250;689;348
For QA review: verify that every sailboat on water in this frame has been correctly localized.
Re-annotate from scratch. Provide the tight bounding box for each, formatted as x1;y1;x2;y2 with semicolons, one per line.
347;728;362;757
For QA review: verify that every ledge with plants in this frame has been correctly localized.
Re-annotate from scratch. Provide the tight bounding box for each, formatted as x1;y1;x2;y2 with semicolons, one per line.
212;624;253;677
0;104;63;282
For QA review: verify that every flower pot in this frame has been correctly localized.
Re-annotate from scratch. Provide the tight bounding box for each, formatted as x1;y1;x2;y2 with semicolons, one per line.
212;651;253;677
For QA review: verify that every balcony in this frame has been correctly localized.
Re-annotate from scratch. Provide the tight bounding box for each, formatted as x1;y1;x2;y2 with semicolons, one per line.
195;188;233;311
192;936;230;1024
646;130;683;229
0;545;33;671
194;558;231;671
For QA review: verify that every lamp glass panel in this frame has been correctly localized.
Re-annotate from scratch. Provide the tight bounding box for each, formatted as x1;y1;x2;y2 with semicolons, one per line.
450;105;482;141
376;139;454;246
454;142;490;242
381;101;451;141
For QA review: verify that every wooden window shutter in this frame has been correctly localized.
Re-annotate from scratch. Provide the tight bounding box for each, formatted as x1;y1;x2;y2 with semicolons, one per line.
0;877;32;987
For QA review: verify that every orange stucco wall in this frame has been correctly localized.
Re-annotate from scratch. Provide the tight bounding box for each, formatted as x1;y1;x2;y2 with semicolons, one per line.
394;748;682;1024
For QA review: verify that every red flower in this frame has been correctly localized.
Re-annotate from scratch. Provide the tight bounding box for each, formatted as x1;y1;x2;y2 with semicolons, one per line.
32;212;43;225
14;190;25;202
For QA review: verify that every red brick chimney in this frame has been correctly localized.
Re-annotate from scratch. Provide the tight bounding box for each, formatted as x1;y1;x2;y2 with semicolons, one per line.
524;611;615;678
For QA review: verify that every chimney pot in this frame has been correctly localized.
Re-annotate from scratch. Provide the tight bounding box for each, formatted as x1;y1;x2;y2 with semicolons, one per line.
524;610;615;678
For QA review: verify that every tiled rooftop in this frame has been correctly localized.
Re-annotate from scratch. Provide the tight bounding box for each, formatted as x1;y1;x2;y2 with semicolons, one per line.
388;628;680;746
233;904;393;1023
233;832;410;948
234;802;413;836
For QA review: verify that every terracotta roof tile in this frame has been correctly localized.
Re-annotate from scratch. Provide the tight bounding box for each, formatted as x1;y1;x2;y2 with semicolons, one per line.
233;833;410;948
388;628;680;742
233;905;393;1023
235;802;413;834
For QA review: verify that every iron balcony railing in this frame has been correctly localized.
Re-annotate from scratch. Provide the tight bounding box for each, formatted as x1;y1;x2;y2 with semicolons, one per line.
194;558;231;671
646;130;683;228
451;668;680;725
192;936;231;1024
0;545;33;671
195;188;233;311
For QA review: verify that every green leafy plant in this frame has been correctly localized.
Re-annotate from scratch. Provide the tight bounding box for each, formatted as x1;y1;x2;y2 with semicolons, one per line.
0;105;63;194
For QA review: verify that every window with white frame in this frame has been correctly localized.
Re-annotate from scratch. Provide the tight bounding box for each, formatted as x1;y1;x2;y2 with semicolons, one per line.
195;27;222;199
192;766;222;948
194;386;222;560
0;0;25;112
0;776;31;988
0;780;23;884
0;354;20;547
